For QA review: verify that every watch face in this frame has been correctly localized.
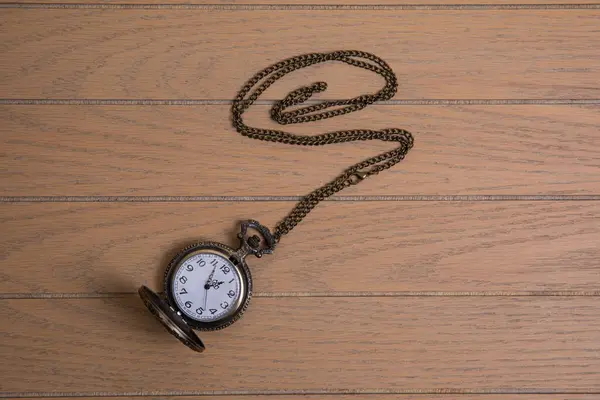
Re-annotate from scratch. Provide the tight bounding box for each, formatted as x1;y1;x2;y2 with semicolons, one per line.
165;244;251;330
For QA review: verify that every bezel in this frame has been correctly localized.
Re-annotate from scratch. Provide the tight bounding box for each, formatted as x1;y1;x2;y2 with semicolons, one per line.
164;241;253;331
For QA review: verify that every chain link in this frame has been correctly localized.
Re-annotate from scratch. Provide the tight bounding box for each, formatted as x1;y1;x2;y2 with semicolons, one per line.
231;50;414;243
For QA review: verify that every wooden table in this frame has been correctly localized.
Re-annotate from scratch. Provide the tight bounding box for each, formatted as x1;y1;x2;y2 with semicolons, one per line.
1;1;599;399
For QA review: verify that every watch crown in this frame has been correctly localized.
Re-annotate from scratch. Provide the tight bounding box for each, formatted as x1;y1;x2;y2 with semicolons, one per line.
237;220;276;257
247;235;261;249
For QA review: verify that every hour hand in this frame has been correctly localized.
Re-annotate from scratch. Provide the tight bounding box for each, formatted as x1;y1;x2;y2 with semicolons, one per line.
211;280;225;290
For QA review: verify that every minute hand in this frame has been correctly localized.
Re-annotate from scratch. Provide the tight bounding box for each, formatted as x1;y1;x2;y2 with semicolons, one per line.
203;266;216;309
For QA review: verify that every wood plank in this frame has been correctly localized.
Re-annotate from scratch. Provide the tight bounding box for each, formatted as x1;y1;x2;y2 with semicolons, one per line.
2;105;599;197
1;10;599;99
4;397;596;400
2;201;599;294
1;0;593;5
2;297;599;392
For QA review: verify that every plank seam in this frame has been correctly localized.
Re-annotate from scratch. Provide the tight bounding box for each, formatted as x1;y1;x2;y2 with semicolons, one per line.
2;389;600;397
2;195;600;202
1;3;600;10
1;99;599;106
2;291;600;299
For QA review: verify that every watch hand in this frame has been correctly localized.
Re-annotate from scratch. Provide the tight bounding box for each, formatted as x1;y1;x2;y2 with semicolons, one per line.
205;266;216;288
211;280;226;290
202;267;216;310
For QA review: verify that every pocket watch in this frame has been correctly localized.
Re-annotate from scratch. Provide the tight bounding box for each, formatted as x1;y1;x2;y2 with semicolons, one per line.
139;50;415;352
139;220;275;352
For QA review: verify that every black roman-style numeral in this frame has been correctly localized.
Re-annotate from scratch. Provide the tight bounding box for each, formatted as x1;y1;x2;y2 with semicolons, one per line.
179;288;188;295
179;276;187;284
220;265;230;274
196;307;204;315
197;259;206;267
229;278;234;284
210;309;218;315
185;301;192;308
228;290;235;298
210;259;219;267
185;264;193;272
220;301;229;309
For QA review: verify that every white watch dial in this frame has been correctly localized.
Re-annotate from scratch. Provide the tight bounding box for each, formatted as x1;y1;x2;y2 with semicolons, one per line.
172;252;243;322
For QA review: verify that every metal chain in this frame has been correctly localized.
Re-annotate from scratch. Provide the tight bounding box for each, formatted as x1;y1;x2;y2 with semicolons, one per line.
231;50;414;243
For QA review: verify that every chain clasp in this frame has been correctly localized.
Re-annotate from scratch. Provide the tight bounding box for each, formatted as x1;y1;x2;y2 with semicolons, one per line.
349;171;369;185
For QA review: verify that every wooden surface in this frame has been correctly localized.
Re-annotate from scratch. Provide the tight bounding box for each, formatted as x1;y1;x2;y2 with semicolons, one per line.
2;105;599;196
1;10;600;100
3;297;600;392
3;397;600;400
2;202;600;294
1;2;599;400
1;1;596;4
4;398;596;400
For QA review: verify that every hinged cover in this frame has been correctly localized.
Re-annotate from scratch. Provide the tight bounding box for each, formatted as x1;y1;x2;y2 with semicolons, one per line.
138;285;206;353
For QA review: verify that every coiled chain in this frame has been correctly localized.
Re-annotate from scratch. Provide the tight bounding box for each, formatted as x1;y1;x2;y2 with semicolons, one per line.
231;50;414;243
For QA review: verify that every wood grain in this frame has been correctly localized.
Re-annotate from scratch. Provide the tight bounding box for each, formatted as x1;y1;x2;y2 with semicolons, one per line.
2;105;599;197
1;10;599;99
2;297;599;392
1;2;599;398
1;0;595;5
5;397;596;400
1;201;599;294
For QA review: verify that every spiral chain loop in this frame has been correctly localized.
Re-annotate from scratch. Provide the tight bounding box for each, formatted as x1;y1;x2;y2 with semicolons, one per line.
231;50;414;242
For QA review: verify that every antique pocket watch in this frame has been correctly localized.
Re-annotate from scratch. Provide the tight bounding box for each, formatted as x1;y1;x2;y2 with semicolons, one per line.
139;50;415;352
139;220;275;352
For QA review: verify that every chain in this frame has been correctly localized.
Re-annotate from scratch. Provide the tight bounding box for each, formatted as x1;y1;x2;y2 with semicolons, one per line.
231;50;414;243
